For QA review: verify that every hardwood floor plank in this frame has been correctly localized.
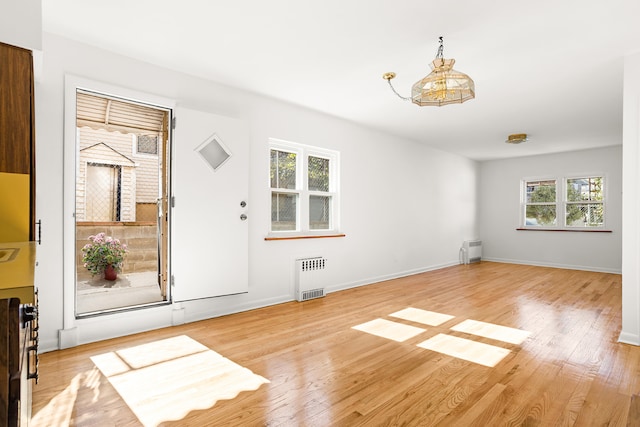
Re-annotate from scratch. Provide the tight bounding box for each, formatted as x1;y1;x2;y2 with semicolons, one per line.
628;394;640;426
30;262;634;426
446;382;507;426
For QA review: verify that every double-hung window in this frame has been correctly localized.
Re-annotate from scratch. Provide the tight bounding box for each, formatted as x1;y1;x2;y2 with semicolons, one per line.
524;179;557;226
269;139;339;235
565;177;604;227
521;176;605;229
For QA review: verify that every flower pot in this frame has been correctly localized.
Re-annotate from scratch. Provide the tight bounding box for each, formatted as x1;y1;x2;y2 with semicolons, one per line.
104;264;117;281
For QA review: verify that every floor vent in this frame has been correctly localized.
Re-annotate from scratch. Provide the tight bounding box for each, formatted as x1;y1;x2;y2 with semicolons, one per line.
295;257;327;301
299;288;325;301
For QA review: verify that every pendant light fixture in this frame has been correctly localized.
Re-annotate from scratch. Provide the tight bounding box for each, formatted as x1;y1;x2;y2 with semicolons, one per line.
383;37;475;107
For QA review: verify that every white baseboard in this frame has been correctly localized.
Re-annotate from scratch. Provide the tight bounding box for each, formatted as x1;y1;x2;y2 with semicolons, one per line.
481;257;621;274
39;338;61;353
58;327;78;349
182;261;461;322
182;295;292;324
48;258;621;351
326;260;460;294
172;306;185;325
618;331;640;346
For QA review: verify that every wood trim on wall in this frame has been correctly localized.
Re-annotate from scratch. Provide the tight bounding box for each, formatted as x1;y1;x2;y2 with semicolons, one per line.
265;234;346;241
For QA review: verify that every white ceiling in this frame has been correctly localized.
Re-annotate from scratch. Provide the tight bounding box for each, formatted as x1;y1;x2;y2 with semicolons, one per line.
42;0;640;161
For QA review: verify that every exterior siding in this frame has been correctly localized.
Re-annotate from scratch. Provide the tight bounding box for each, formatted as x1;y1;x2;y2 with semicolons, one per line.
76;127;162;221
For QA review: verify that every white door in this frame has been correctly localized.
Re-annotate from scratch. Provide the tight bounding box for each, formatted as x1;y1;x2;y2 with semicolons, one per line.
172;108;249;301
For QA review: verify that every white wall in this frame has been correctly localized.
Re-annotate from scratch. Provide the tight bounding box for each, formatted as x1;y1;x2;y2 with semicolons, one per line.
478;146;622;273
621;51;640;345
0;0;41;51
35;33;478;351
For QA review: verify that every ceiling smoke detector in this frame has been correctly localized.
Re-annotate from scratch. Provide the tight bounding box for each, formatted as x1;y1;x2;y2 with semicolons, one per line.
505;133;528;144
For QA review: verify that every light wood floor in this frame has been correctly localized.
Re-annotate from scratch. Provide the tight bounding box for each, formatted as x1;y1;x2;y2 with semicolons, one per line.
31;262;638;426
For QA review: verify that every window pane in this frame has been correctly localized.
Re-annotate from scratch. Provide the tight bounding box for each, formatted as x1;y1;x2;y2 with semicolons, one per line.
309;195;330;230
270;150;296;189
567;177;603;202
566;203;604;227
526;180;556;203
525;205;556;226
271;192;297;231
137;134;158;155
308;156;329;191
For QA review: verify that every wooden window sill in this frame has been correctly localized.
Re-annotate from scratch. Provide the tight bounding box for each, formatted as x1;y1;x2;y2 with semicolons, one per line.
77;221;157;226
265;234;346;241
516;228;612;233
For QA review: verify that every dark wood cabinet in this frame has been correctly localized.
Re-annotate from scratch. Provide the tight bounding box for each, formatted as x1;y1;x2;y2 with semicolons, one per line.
0;297;37;427
0;42;36;241
0;241;38;426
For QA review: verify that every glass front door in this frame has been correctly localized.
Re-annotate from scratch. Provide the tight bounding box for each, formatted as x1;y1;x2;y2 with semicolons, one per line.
74;90;171;315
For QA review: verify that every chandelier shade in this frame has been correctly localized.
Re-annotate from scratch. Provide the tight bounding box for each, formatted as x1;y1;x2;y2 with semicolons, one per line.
384;37;475;107
411;58;475;106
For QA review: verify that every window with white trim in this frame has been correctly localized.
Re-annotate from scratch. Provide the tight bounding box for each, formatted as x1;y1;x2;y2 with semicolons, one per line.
269;139;339;235
524;179;557;227
565;177;604;227
521;176;605;229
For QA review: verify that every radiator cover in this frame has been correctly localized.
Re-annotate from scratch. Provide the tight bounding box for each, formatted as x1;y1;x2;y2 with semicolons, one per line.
462;240;482;264
295;257;327;301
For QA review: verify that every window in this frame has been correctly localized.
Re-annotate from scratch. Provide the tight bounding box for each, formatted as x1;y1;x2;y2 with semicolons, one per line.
524;179;557;226
521;176;605;229
565;177;604;227
136;134;158;155
269;139;339;235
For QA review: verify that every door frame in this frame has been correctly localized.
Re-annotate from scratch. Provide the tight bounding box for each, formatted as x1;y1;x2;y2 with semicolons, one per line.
63;75;175;329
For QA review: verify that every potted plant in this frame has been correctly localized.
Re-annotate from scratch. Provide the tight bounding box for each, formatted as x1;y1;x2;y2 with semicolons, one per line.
81;232;128;280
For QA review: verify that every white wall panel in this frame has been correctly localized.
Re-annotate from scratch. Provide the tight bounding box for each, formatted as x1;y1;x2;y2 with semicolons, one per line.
621;51;640;345
35;33;478;350
0;0;42;51
478;146;622;273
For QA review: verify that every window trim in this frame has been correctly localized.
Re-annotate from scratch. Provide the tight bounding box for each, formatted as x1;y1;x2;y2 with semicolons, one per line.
520;174;607;231
268;138;340;238
564;175;605;229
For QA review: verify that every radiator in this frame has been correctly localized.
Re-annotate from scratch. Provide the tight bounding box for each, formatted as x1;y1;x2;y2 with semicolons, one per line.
295;257;327;301
461;240;482;264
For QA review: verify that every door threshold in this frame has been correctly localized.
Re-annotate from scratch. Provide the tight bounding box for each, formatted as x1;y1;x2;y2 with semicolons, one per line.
76;299;171;319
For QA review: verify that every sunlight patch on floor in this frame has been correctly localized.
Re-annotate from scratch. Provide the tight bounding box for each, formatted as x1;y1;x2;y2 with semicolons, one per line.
90;335;269;427
389;307;455;326
352;318;426;342
30;373;83;426
451;319;531;345
417;333;511;367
